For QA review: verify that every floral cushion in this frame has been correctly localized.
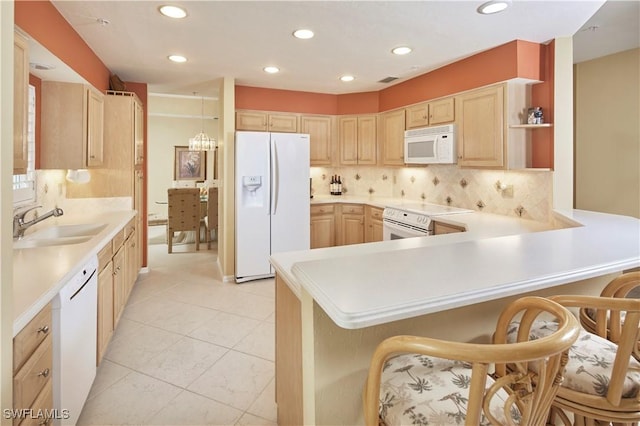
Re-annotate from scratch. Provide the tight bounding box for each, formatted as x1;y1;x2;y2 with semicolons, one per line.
379;354;518;425
507;321;640;398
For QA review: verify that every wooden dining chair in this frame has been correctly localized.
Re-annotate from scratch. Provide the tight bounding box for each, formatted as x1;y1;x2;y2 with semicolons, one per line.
167;188;200;253
536;294;640;426
363;296;580;425
205;187;218;249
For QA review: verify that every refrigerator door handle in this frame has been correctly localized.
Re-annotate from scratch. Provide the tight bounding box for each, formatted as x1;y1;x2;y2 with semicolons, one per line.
271;140;279;215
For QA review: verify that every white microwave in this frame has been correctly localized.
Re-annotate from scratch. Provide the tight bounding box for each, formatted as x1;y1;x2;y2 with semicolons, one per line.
404;124;457;164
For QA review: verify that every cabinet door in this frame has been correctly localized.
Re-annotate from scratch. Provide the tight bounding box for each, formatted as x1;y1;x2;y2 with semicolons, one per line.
357;115;377;165
87;88;104;167
339;116;358;165
380;109;406;166
125;229;138;297
405;102;429;129
13;31;29;174
365;206;384;243
301;115;333;166
433;221;465;235
112;247;126;326
457;85;505;168
269;113;298;133
134;100;144;165
97;262;114;365
371;219;383;242
310;215;335;248
429;97;455;125
341;214;364;245
236;111;268;131
134;170;143;269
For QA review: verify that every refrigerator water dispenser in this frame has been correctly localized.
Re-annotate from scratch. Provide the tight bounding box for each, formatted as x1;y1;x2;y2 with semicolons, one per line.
242;176;263;207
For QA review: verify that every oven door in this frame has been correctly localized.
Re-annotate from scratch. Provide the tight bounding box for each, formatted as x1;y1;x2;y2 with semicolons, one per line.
383;219;431;240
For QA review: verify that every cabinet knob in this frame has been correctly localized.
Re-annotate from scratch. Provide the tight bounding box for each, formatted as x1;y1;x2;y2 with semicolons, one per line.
38;368;50;378
37;325;49;334
90;155;96;159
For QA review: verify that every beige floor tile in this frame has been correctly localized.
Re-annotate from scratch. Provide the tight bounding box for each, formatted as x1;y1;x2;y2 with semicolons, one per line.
265;312;275;323
187;351;274;411
86;359;133;401
110;317;145;342
123;294;217;335
235;278;275;299
103;322;182;370
77;371;182;425
235;413;277;426
137;336;228;388
188;311;261;348
233;321;274;361
126;275;180;306
146;390;242;425
246;379;277;422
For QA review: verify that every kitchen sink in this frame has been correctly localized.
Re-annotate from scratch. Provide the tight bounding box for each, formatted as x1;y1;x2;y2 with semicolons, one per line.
13;223;107;249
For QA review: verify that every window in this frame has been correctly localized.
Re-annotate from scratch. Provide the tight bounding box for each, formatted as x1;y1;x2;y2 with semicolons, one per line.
13;84;36;205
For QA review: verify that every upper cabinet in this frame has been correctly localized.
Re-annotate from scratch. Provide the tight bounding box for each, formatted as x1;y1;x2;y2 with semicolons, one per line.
236;110;298;133
405;97;455;129
134;99;144;165
300;114;333;166
338;115;376;165
40;81;104;169
456;84;505;168
379;109;406;166
13;31;29;175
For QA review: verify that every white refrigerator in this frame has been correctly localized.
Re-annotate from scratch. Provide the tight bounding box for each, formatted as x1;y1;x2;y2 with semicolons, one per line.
235;131;310;282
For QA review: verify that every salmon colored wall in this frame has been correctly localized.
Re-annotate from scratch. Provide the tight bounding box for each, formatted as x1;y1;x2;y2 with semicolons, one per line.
29;74;42;169
15;1;110;92
336;92;379;115
235;86;338;115
517;40;545;81
531;41;554;169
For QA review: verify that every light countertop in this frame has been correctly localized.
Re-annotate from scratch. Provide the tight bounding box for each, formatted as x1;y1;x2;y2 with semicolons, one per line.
271;207;640;329
13;210;135;336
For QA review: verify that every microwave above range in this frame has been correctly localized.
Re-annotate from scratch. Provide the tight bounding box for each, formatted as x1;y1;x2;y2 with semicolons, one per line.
404;124;456;164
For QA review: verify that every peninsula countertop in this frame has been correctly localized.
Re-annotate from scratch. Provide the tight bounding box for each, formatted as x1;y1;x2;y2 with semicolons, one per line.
13;210;136;336
270;208;640;329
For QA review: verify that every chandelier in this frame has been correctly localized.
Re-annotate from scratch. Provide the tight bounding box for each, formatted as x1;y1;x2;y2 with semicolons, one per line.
188;94;216;151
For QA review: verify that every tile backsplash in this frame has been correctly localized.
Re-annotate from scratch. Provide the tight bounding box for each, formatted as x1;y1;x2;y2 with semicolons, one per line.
311;165;553;222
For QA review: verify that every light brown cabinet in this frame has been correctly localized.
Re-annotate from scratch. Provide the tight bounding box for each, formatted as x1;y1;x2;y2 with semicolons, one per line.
236;110;298;133
433;221;465;235
301;115;334;166
112;244;126;326
13;303;53;425
310;204;336;249
379;109;406;166
13;31;29;175
405;97;455;129
338;204;365;246
365;206;384;243
338;115;377;165
456;84;505;168
134;100;144;165
41;81;104;169
97;256;114;365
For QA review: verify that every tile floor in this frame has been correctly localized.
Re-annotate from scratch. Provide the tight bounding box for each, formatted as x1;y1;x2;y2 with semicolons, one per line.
78;240;277;426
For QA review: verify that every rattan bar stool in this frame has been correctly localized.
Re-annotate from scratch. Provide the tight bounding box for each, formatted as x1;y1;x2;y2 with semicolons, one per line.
167;188;201;253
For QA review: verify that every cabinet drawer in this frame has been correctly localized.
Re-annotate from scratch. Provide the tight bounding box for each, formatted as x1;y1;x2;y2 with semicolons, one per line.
125;217;136;238
112;229;125;251
14;334;52;412
311;204;334;215
369;207;383;220
13;304;52;373
97;242;113;272
341;204;364;215
17;378;53;426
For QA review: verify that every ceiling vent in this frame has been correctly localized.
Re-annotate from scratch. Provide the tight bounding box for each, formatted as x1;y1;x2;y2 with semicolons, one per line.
378;76;399;83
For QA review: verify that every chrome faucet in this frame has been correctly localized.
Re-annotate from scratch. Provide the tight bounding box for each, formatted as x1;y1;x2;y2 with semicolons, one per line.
13;206;64;239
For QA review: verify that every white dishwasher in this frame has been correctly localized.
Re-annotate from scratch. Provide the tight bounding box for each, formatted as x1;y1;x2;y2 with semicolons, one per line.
52;255;98;425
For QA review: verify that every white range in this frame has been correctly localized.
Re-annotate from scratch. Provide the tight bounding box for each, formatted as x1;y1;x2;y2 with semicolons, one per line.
382;202;473;240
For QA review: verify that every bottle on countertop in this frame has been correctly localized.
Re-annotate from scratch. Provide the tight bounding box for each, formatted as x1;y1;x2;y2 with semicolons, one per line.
330;175;335;195
337;175;342;195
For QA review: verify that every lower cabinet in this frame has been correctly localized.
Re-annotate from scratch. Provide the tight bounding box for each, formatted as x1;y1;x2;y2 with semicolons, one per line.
365;206;384;243
310;204;336;249
311;203;372;248
13;303;53;425
433;221;466;235
96;217;139;366
338;204;364;246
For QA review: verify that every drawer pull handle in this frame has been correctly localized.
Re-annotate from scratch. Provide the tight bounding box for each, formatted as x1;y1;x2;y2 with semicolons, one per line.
37;325;49;334
38;368;50;378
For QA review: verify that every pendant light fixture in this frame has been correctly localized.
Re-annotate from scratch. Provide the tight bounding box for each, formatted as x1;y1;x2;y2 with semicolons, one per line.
188;93;216;151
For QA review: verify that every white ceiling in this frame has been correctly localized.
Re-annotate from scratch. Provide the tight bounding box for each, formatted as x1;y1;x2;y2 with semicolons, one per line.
36;1;639;96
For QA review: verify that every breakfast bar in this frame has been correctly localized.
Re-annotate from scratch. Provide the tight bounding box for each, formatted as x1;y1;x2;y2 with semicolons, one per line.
270;209;640;425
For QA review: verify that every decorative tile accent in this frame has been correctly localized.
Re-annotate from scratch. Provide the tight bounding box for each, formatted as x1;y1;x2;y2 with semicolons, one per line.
432;177;439;186
401;190;405;197
446;196;452;205
368;187;375;194
459;178;468;188
382;175;388;181
410;176;416;183
355;174;361;180
420;193;426;200
476;200;485;209
515;205;525;217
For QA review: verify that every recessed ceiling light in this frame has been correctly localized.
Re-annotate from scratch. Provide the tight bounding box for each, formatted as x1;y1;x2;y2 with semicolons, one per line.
159;5;187;18
340;75;355;82
168;55;187;63
477;0;511;14
392;46;412;55
293;29;314;39
264;66;280;74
